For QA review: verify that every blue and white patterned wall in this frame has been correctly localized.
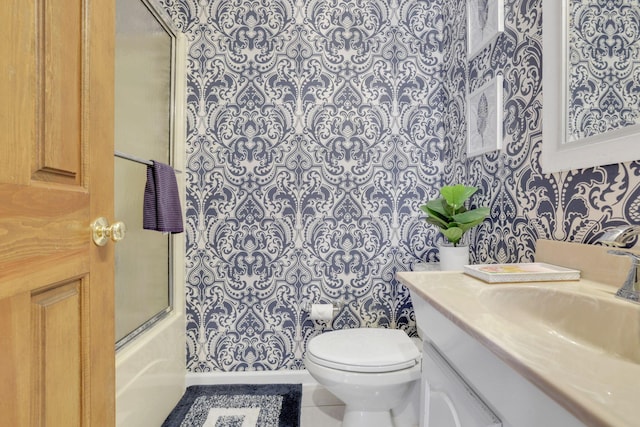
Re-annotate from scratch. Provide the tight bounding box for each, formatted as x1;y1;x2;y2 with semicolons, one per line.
161;0;448;371
160;0;640;372
455;0;640;264
567;0;640;141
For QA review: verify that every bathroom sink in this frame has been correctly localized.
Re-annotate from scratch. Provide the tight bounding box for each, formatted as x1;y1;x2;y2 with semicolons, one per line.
478;285;640;364
398;261;640;427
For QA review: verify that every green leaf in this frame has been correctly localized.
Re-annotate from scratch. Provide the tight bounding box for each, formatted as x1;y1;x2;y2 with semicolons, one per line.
459;216;488;233
424;216;449;229
440;184;478;211
442;227;464;245
422;200;454;230
452;207;489;224
422;198;448;217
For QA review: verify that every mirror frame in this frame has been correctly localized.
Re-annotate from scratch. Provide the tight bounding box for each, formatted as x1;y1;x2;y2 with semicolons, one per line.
542;0;640;173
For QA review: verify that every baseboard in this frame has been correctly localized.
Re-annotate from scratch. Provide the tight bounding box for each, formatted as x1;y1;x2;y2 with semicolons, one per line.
185;369;317;387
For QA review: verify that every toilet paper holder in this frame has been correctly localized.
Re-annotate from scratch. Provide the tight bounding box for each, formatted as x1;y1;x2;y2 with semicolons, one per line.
303;300;344;316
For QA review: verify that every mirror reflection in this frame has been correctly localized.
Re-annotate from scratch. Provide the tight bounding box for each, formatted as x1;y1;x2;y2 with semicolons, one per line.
542;0;640;173
567;1;640;143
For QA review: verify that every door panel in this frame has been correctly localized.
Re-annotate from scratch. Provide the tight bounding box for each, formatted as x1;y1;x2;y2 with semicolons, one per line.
0;0;115;425
37;0;83;182
0;293;31;427
31;281;83;426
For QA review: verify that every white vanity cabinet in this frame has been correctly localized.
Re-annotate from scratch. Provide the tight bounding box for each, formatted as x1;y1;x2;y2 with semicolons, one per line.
421;339;501;427
412;293;585;427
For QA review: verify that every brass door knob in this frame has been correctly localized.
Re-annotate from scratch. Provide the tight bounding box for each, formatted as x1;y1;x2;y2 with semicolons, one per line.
91;217;127;246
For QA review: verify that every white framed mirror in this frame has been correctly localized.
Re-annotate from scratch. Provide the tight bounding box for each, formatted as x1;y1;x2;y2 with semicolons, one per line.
542;0;640;173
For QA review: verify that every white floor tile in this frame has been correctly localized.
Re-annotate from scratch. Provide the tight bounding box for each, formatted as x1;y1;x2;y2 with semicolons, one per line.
300;405;345;427
301;384;345;426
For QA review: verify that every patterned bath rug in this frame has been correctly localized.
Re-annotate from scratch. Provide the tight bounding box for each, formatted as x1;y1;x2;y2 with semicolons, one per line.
161;384;302;427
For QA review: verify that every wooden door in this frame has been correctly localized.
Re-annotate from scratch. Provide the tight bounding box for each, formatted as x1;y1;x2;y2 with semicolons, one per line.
0;0;115;425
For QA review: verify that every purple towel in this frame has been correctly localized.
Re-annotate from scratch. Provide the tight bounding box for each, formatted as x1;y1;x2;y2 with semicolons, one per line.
143;161;184;233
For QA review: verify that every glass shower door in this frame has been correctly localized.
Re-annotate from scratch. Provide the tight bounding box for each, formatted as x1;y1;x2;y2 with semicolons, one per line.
114;159;171;345
114;0;174;347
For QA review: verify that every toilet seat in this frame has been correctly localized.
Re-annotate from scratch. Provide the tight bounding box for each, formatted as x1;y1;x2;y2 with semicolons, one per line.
307;328;420;373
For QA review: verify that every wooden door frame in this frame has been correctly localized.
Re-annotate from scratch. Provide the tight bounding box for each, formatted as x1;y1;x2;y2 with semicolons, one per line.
87;0;116;424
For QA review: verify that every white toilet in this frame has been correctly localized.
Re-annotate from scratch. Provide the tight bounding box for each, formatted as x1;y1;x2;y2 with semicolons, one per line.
305;328;421;427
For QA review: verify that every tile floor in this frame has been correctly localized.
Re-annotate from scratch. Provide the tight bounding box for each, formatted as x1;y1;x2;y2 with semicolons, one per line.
300;384;345;427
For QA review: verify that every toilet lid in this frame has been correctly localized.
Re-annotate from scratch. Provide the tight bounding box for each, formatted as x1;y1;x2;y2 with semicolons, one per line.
307;328;420;373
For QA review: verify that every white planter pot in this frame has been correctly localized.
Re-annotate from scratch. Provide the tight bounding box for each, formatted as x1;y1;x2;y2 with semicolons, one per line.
438;244;469;271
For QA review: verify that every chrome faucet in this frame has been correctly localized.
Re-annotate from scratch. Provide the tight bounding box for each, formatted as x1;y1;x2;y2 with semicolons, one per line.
598;225;640;248
604;250;640;303
598;225;640;303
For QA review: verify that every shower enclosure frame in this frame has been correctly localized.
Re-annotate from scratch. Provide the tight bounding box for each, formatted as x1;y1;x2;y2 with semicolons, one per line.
114;0;187;424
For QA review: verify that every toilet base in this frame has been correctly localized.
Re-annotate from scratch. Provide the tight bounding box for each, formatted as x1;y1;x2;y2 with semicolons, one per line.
343;406;394;427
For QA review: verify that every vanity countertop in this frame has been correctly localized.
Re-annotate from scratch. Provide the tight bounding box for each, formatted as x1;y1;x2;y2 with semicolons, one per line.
397;271;640;427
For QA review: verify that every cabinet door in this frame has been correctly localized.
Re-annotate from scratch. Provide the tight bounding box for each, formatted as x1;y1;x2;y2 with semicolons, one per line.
422;342;502;427
0;0;115;425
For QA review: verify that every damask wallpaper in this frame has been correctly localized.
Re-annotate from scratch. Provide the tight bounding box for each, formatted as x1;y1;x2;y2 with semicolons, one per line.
460;0;640;264
567;0;640;141
159;0;640;372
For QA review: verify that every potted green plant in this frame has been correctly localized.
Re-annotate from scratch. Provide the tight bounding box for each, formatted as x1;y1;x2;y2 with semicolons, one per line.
420;184;489;270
